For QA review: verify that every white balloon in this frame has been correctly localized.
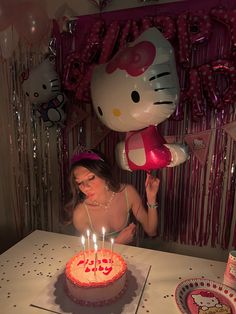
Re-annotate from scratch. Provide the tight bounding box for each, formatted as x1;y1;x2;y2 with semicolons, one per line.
22;58;61;105
0;25;19;59
91;28;189;171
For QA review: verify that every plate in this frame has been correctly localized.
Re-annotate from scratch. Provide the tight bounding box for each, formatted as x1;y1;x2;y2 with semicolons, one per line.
175;278;236;314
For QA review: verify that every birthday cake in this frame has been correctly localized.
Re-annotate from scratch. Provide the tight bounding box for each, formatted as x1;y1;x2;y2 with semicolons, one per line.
65;248;127;306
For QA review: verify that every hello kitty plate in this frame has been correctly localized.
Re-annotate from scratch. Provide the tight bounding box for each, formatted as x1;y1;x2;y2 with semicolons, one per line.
175;278;236;314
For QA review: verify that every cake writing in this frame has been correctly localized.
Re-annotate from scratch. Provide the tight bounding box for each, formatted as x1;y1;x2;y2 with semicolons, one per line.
77;258;113;275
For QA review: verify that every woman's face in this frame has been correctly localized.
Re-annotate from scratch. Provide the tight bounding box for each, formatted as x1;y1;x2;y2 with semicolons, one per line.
73;166;106;201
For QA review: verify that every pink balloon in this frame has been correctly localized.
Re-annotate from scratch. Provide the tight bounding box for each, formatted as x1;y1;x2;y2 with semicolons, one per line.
13;1;50;45
125;125;172;171
211;59;236;107
185;68;205;121
199;63;221;109
171;90;185;121
118;20;131;49
63;52;83;92
99;21;120;64
141;17;153;32
80;19;104;63
154;16;176;40
188;11;212;45
211;7;236;56
199;60;236;110
177;13;190;67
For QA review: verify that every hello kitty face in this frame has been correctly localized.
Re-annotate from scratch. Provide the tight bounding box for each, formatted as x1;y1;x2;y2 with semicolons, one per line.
22;58;61;105
192;291;221;311
91;27;180;132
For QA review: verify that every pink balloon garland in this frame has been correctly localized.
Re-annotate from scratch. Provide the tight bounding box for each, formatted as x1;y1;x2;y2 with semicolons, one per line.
61;6;236;116
211;7;236;56
199;59;236;110
99;20;120;64
177;13;190;67
185;68;205;121
153;15;175;40
118;20;132;49
188;11;212;45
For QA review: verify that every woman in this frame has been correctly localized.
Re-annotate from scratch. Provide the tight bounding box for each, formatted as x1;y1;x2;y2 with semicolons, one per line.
64;150;160;244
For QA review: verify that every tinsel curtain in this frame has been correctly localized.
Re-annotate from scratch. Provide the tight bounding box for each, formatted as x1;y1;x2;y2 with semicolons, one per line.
0;40;63;252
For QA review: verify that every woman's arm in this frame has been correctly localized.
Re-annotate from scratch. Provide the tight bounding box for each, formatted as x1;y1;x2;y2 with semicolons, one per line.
129;174;160;237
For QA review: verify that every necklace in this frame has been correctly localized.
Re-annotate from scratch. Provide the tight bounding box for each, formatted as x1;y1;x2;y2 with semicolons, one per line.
92;191;116;211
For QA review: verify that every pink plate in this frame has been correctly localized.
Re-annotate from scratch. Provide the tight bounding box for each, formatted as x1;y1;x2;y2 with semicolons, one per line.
175;278;236;313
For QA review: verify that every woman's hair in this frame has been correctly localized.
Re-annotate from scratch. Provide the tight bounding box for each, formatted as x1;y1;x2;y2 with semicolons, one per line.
63;150;120;223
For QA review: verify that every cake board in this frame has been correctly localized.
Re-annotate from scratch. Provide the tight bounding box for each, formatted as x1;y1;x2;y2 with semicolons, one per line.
30;262;151;314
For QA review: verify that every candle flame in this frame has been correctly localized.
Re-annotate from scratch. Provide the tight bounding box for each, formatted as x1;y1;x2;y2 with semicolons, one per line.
81;235;85;246
102;227;105;235
86;229;90;237
92;233;97;243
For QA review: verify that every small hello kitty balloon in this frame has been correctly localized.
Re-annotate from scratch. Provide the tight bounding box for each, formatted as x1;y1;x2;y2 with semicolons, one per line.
91;27;188;171
22;57;66;127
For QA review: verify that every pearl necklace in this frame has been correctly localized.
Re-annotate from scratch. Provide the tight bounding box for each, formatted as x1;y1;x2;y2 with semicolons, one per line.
92;191;116;211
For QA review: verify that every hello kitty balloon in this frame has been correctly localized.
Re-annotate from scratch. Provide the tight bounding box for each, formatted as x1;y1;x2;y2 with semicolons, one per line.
91;27;188;171
22;57;66;127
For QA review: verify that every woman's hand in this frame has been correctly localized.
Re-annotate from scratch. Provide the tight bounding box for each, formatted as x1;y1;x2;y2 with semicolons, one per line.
145;173;160;205
115;223;136;244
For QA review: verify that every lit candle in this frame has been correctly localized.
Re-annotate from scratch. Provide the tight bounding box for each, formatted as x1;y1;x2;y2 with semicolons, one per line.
110;238;114;262
94;243;98;273
86;229;90;250
81;235;85;262
102;227;105;250
92;233;97;245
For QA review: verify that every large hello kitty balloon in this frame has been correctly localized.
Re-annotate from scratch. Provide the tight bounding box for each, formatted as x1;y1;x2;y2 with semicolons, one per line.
91;27;188;171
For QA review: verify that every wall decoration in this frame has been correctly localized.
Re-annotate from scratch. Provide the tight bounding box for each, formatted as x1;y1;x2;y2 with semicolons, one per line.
184;130;212;166
222;120;236;141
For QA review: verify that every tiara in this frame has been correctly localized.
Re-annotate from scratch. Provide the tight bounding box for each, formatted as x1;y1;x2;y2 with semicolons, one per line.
71;145;103;165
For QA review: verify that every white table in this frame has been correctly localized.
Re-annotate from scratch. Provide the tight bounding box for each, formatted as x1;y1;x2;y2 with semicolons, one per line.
0;230;227;313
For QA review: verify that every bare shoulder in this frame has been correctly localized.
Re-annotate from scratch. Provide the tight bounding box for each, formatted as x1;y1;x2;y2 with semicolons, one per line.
122;183;141;201
124;183;139;193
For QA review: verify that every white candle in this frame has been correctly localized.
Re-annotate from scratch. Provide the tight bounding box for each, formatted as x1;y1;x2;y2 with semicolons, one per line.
110;238;114;262
102;227;105;249
81;235;85;262
86;229;90;250
94;243;98;273
92;233;97;244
